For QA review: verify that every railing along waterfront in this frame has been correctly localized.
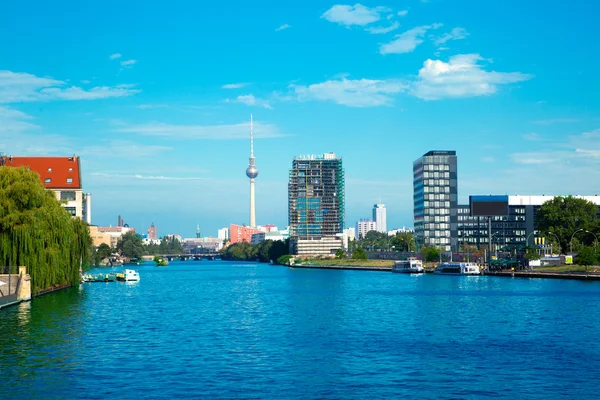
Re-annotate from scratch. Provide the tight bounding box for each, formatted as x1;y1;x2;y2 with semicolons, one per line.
0;266;21;307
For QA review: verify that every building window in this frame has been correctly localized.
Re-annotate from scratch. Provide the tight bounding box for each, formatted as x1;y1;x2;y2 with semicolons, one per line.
44;178;51;183
66;178;73;184
60;191;76;201
64;207;77;216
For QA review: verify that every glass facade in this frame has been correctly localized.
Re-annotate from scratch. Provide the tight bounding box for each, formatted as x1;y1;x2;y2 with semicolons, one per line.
413;151;457;252
288;154;345;240
457;205;527;249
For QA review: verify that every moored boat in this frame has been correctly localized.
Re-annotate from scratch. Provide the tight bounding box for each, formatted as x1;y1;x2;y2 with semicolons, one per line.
434;262;480;275
81;273;117;283
116;269;140;282
392;259;424;273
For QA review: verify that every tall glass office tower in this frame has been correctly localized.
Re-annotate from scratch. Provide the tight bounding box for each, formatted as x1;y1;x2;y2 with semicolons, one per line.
413;150;458;253
288;152;345;255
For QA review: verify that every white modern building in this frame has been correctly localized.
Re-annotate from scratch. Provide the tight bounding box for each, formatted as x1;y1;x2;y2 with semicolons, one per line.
218;228;229;241
356;219;377;239
373;203;387;233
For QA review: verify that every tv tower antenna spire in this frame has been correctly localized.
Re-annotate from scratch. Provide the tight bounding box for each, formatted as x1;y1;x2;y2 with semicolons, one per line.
245;114;259;228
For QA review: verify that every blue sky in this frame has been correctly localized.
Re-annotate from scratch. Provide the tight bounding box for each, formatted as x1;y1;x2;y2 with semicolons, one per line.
1;0;599;238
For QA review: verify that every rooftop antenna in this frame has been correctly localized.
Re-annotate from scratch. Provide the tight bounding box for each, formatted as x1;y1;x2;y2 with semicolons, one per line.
250;113;254;157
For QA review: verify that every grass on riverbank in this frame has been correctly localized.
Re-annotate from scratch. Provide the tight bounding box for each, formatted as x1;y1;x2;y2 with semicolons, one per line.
533;265;600;273
298;258;394;267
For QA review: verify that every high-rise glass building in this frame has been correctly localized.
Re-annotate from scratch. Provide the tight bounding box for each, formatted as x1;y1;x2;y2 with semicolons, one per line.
372;203;386;233
288;152;345;255
413;150;457;252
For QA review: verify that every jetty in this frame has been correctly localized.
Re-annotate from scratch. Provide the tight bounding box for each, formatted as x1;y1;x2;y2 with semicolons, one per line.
81;273;117;283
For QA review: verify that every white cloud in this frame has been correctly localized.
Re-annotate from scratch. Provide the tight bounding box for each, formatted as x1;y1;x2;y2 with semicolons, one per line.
379;24;442;54
523;133;543;141
232;94;273;109
434;27;469;46
113;120;286;140
0;106;38;135
109;53;122;60
532;118;580;125
39;84;141;100
366;22;400;34
81;140;172;158
510;128;600;173
411;54;532;100
321;4;389;26
120;60;138;68
275;24;291;31
0;107;75;155
292;78;407;107
221;83;248;89
397;10;408;16
91;172;208;181
0;70;139;103
137;104;170;109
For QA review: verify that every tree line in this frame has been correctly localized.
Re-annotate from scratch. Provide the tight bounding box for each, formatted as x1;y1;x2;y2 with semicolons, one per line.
92;232;187;264
220;239;290;264
535;196;599;265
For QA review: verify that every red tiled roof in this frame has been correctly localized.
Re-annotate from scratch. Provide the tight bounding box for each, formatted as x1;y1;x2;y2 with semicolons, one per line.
2;156;82;189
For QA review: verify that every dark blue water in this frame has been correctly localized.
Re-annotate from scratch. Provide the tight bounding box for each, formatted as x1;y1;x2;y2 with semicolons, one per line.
1;260;600;399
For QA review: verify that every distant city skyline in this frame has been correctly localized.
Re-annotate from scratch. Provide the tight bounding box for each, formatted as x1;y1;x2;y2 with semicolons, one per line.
1;0;599;237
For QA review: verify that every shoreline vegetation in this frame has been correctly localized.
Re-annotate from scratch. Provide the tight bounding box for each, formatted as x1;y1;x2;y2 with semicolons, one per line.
1;167;91;295
294;258;600;275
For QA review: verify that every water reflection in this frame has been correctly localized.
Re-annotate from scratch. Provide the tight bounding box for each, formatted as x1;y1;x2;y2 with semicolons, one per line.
0;288;86;400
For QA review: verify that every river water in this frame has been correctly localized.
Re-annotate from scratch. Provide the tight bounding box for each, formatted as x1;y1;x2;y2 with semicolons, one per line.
1;260;599;399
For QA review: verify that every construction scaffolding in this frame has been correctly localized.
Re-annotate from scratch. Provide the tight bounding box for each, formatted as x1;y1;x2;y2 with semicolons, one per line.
288;153;345;241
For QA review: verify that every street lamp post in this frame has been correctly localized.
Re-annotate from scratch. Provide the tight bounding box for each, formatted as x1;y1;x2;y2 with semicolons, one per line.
570;228;585;254
545;231;561;255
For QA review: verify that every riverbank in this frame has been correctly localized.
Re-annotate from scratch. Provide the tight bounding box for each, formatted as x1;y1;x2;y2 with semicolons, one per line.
485;270;600;281
292;259;600;280
293;259;393;271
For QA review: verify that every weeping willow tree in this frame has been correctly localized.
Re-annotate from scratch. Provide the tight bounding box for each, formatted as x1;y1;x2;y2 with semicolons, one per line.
0;166;92;294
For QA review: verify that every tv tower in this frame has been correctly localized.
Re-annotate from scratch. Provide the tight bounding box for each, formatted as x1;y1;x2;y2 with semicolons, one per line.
245;114;258;228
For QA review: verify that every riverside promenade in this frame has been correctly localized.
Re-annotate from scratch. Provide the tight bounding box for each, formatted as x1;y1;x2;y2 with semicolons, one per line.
484;270;600;281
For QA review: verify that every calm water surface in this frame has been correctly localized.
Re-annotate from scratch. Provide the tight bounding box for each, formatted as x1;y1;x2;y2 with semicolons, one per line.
1;260;600;399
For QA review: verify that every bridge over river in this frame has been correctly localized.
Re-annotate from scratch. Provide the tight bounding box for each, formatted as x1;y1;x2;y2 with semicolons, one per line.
158;253;220;261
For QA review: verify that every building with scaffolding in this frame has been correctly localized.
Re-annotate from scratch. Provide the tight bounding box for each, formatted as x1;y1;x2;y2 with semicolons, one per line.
288;152;345;256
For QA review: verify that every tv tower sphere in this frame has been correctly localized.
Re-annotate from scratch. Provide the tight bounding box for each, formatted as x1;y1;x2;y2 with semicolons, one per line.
246;164;258;179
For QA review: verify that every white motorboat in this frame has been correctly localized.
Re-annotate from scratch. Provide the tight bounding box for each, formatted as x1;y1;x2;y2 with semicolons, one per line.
116;269;140;282
392;259;424;273
434;262;480;275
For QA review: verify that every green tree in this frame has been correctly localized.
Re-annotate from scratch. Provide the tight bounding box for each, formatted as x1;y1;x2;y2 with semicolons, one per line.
0;166;91;293
97;243;112;260
391;232;416;252
352;247;368;260
268;239;289;262
117;232;145;259
575;247;597;266
256;240;273;263
335;248;346;259
421;246;440;262
276;254;292;265
524;246;541;261
536;196;599;253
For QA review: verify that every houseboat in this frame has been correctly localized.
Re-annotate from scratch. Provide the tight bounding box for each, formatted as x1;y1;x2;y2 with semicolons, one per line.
434;262;481;275
116;269;140;282
392;259;424;273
